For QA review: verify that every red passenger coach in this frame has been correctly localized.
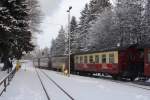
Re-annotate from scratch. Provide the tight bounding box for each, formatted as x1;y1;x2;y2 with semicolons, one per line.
144;48;150;77
73;46;144;80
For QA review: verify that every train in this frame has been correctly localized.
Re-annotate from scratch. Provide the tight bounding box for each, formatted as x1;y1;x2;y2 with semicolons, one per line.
33;57;51;69
34;46;150;81
72;46;146;81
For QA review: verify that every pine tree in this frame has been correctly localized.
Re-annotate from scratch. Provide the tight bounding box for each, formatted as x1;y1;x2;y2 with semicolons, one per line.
70;16;78;53
115;0;144;47
143;0;150;46
87;0;111;51
50;39;57;56
0;0;41;59
50;26;66;56
88;0;111;22
89;8;115;50
78;4;90;51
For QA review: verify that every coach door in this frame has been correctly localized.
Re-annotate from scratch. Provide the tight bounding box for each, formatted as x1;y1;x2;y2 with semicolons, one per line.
144;48;150;77
127;48;144;76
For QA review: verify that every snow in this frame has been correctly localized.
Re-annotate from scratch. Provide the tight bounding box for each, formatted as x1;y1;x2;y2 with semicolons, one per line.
0;61;47;100
38;70;71;100
146;79;150;83
43;70;150;100
0;60;150;100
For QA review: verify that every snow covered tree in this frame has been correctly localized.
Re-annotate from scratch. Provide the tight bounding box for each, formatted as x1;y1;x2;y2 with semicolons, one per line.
114;0;144;47
87;0;111;51
50;26;67;56
142;0;150;46
0;7;13;57
70;16;78;53
89;8;116;50
78;4;90;52
0;0;41;59
88;0;111;22
50;39;57;56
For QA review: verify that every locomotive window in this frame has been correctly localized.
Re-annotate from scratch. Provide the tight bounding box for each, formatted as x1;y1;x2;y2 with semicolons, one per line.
80;56;83;63
109;53;114;63
95;55;99;63
89;55;94;63
84;56;88;63
102;54;106;63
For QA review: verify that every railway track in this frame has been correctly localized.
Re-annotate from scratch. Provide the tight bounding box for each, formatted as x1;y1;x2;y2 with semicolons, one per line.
35;68;51;100
35;67;75;100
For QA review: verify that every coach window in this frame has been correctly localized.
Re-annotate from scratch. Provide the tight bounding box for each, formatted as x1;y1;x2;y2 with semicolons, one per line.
80;56;83;63
76;56;79;64
148;52;150;63
84;56;88;63
109;53;114;63
95;55;99;63
102;54;106;63
89;55;94;63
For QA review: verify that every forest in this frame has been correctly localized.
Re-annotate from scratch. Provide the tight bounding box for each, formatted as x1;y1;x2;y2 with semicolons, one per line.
50;0;150;56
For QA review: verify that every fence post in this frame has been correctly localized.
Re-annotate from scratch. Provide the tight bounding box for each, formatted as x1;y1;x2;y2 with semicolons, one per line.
4;80;6;92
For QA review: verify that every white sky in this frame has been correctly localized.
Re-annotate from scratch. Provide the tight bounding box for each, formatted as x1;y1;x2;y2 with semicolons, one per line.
37;0;91;49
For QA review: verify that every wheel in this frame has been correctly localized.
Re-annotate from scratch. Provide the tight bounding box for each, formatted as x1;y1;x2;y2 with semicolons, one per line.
112;75;118;80
130;77;136;81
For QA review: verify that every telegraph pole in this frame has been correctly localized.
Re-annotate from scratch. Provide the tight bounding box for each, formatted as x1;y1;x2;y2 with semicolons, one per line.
67;6;72;76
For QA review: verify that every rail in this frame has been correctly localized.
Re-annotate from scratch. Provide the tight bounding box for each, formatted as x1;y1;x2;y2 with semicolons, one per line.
0;68;16;96
40;70;75;100
35;67;51;100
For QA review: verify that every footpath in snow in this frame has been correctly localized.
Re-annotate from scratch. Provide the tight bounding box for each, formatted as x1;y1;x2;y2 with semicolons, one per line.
0;61;47;100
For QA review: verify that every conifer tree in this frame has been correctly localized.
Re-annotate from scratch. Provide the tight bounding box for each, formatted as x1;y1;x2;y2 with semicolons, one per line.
0;0;41;59
70;16;78;53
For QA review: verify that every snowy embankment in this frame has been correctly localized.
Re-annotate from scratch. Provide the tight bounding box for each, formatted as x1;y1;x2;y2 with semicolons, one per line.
43;70;150;100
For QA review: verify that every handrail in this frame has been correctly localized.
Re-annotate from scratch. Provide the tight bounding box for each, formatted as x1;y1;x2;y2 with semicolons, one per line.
0;68;16;96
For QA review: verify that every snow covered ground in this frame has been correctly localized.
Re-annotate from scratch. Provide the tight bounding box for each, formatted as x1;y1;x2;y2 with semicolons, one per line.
43;70;150;100
0;60;150;100
0;61;47;100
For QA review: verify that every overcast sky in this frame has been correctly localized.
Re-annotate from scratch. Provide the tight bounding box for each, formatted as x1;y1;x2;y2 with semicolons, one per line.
37;0;91;49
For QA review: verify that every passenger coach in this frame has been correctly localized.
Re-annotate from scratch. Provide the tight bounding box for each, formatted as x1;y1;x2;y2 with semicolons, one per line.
73;46;150;80
50;55;68;71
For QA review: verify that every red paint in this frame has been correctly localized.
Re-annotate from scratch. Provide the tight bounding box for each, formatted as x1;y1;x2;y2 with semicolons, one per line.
75;63;119;74
144;48;150;77
74;47;144;76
